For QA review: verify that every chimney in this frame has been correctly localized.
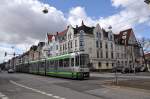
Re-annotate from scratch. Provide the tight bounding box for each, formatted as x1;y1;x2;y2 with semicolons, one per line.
76;25;78;28
56;32;59;35
81;20;84;26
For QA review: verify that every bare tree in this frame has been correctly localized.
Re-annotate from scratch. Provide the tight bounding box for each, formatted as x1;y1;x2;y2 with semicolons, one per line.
138;37;150;71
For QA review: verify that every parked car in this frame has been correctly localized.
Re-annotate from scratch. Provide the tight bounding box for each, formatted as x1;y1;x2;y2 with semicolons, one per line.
8;69;14;73
0;68;1;72
121;67;130;73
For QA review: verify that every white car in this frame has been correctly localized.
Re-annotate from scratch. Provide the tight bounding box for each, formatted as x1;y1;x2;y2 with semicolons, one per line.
8;69;14;73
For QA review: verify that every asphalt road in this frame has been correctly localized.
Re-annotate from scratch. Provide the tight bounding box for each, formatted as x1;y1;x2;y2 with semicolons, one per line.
0;71;150;99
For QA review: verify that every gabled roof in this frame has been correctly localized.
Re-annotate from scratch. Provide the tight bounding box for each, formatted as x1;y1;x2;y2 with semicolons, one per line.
119;28;132;44
145;53;150;57
73;21;94;34
30;45;37;51
58;29;68;36
38;42;45;47
115;28;133;45
47;34;54;41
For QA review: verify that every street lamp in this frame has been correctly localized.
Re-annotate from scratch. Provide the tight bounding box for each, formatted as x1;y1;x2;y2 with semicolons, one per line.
42;7;48;14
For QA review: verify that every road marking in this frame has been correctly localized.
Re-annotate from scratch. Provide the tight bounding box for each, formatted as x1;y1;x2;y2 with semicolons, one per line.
10;80;66;99
0;92;9;99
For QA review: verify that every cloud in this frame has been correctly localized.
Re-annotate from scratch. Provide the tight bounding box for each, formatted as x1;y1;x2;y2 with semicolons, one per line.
0;0;67;63
102;0;150;32
0;0;67;44
67;0;150;33
67;6;96;26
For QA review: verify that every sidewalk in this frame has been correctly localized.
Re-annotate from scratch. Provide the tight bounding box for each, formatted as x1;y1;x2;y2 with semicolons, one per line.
86;85;150;99
91;72;150;79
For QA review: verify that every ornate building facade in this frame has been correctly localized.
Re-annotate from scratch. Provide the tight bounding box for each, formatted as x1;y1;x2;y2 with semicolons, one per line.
42;21;144;71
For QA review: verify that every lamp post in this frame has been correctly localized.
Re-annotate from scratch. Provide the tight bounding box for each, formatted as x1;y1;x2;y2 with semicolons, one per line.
4;46;18;70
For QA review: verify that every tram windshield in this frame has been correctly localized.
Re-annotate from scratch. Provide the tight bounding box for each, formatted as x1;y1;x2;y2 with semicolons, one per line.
75;54;89;68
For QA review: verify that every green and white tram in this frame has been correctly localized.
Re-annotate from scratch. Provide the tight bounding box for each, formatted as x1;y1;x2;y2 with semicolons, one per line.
16;52;90;80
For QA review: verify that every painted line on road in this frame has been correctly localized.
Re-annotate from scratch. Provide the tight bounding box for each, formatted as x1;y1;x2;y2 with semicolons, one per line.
10;80;66;99
0;92;9;99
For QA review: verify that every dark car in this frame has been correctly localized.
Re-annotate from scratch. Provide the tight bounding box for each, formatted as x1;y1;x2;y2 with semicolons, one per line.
121;67;130;73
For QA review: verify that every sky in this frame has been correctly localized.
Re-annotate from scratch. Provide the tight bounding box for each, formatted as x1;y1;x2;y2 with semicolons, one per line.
0;0;150;63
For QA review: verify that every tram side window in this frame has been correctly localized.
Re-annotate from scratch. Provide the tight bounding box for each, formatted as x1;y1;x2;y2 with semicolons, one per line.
59;59;63;67
50;61;54;68
63;58;69;67
41;62;45;68
48;60;51;67
55;60;58;68
75;56;79;67
71;58;74;67
51;61;55;68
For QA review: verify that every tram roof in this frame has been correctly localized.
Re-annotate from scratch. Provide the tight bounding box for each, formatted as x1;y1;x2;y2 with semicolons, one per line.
47;54;71;60
29;52;85;63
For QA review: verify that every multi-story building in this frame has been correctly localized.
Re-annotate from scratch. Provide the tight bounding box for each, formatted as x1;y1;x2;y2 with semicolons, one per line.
42;21;144;71
114;29;144;70
145;53;150;72
5;21;144;72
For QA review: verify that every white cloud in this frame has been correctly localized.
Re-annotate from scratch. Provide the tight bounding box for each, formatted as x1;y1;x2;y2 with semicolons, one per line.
0;0;68;63
103;0;150;32
67;0;150;33
67;6;96;26
0;0;67;44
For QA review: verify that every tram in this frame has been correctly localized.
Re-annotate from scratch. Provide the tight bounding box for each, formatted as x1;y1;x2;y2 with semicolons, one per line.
16;52;90;80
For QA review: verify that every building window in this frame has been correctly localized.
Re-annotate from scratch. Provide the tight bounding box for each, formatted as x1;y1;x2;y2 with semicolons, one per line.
56;45;58;50
98;62;101;68
106;63;109;67
101;51;103;58
65;43;67;50
105;42;108;49
75;40;77;47
68;42;70;49
71;41;72;48
80;41;84;46
111;43;113;49
60;45;62;51
111;52;113;59
96;32;99;37
97;50;99;58
96;32;101;39
112;63;114;67
96;40;99;48
100;42;102;48
106;51;108;58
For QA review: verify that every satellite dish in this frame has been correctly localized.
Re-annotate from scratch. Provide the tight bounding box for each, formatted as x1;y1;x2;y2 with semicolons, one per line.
42;7;48;14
